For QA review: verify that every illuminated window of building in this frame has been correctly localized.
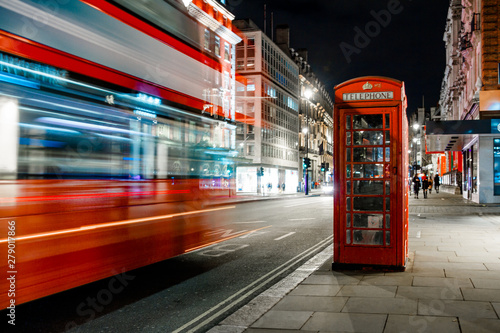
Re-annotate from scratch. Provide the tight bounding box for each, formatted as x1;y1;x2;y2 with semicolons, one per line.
215;36;220;57
224;43;230;61
204;29;210;50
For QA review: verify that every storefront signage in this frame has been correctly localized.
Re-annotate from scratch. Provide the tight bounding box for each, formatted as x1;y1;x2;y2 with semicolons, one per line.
136;93;161;106
0;52;67;87
343;91;394;101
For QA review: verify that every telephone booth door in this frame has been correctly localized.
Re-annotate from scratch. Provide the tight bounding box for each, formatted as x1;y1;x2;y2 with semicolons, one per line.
333;77;408;270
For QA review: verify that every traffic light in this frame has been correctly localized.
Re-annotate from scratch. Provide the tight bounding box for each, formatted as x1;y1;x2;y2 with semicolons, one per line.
260;167;264;176
302;158;307;169
304;157;311;168
321;162;325;172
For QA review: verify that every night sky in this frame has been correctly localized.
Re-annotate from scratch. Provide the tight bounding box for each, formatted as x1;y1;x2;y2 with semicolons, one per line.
228;0;451;114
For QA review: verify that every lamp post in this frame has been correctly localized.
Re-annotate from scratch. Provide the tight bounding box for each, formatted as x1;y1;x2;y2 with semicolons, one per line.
303;89;313;195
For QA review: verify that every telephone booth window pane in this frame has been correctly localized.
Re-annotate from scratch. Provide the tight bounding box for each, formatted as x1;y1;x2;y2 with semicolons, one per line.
385;181;390;194
346;115;351;129
353;180;384;195
347;164;351;178
347;148;351;162
346;197;351;211
385;130;390;145
353;164;384;178
347;181;351;194
353;197;383;211
353;214;383;228
385;114;390;128
346;230;351;244
353;148;384;162
353;131;383;145
353;115;383;129
385;214;390;228
353;230;384;245
347;132;351;145
385;147;390;161
346;213;351;227
386;197;390;211
385;231;391;245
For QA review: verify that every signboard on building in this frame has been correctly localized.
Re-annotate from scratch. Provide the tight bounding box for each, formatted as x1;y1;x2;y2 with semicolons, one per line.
343;91;394;101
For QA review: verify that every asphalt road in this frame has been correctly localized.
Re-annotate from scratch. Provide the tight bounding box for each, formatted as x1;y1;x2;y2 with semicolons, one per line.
6;195;333;333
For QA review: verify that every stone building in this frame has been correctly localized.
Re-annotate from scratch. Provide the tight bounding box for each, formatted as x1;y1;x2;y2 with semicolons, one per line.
427;0;500;203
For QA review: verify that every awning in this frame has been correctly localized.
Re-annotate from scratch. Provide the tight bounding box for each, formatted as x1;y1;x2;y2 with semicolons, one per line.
425;119;500;153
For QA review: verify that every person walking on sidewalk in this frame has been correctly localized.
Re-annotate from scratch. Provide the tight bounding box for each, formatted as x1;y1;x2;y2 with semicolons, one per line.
422;175;429;198
434;174;440;193
412;174;421;199
428;176;433;194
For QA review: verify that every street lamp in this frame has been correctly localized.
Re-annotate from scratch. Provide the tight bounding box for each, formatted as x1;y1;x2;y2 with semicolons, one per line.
302;88;313;195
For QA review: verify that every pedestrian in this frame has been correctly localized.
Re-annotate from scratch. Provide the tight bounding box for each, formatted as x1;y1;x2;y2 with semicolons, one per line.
428;176;433;194
434;174;440;193
282;183;285;192
412;174;421;199
422;175;429;199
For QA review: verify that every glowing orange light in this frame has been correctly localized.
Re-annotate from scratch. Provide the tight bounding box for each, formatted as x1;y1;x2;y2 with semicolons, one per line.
0;206;236;243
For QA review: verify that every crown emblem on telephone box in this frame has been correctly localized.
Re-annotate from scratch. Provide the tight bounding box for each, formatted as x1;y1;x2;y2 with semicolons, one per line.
363;82;373;90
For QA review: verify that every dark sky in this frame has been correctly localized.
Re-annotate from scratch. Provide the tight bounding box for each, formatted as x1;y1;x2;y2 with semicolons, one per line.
228;0;450;114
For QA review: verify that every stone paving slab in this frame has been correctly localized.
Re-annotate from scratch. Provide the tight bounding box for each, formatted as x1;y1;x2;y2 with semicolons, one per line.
459;318;500;333
418;299;498;319
341;297;418;315
301;312;387;333
383;314;461;333
250;310;313;330
272;295;348;312
396;286;463;300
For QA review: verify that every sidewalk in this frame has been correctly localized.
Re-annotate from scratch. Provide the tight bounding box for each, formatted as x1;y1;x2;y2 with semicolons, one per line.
210;190;500;333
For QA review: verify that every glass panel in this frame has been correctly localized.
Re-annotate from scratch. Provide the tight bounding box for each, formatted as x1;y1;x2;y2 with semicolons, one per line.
353;164;384;178
346;115;351;130
347;132;351;145
347;181;351;194
385;114;390;128
353;197;384;211
346;230;351;244
385;130;390;145
353;148;384;162
353;180;384;195
346;197;351;211
353;114;383;129
353;230;384;245
347;148;351;162
385;181;390;195
353;131;383;146
347;164;351;178
346;213;351;227
386;197;390;211
386;231;391;245
385;147;390;161
353;214;383;228
385;214;390;228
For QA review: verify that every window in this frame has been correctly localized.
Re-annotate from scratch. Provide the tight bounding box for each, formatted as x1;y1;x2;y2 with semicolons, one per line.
215;36;220;57
224;43;230;61
204;29;210;50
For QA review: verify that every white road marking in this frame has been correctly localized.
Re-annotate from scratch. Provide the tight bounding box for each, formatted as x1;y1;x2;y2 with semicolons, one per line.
289;218;316;221
274;232;296;241
234;221;267;224
416;231;422;239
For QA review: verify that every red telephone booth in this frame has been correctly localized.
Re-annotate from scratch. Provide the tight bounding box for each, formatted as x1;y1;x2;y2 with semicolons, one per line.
333;77;409;270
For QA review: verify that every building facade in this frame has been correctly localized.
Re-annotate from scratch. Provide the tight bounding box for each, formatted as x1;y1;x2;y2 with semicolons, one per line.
429;0;500;203
233;20;300;194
